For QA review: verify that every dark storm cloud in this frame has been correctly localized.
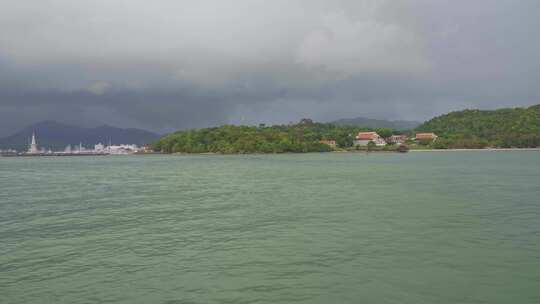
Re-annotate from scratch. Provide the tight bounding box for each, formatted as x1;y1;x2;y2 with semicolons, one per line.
0;0;539;136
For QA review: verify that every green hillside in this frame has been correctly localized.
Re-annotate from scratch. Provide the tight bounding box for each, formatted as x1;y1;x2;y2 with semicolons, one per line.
153;119;402;154
415;105;540;148
153;105;540;153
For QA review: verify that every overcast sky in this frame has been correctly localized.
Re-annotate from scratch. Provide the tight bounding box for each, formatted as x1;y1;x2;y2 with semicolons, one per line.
1;0;539;135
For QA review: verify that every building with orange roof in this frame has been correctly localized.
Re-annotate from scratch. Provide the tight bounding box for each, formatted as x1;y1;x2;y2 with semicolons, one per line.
319;140;337;148
353;132;387;146
414;133;438;142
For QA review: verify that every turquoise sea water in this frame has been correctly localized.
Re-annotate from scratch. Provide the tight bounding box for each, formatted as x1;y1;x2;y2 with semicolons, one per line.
1;152;539;303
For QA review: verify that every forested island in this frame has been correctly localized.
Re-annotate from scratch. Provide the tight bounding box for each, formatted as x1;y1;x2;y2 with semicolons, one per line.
153;105;540;154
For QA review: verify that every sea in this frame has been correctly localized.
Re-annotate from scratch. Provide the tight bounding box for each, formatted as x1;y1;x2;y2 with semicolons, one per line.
1;152;539;304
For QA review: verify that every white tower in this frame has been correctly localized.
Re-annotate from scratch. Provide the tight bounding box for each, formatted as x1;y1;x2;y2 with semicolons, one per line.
29;132;39;153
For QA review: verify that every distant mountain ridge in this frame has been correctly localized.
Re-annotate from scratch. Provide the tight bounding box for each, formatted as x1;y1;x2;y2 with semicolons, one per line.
0;121;160;151
331;117;421;130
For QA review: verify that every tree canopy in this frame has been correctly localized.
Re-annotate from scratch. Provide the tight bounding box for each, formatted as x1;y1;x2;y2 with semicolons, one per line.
153;121;402;154
415;105;540;148
153;104;540;153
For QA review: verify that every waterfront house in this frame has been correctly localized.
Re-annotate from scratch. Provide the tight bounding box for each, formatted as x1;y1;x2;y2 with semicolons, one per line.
142;144;154;152
353;132;386;146
386;135;408;145
319;140;337;148
414;133;438;142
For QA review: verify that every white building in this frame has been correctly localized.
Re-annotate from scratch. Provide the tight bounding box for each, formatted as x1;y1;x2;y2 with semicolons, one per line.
94;143;105;152
107;144;140;155
28;132;39;153
386;135;408;145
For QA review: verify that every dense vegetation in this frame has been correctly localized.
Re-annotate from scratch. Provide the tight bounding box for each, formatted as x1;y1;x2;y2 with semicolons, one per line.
154;105;540;153
153;119;402;154
415;105;540;148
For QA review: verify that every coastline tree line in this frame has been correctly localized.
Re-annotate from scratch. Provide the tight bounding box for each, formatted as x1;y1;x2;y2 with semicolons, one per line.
153;119;402;154
153;105;540;153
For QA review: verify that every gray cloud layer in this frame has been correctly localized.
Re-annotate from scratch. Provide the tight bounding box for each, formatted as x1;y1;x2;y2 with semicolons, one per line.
1;0;539;135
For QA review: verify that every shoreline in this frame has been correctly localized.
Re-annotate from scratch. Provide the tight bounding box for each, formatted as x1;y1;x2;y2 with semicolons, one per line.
167;148;540;155
410;148;540;152
3;148;539;158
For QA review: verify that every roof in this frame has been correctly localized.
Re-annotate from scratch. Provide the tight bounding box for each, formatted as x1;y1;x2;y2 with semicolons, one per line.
415;133;437;139
319;140;336;147
386;135;407;142
356;132;380;140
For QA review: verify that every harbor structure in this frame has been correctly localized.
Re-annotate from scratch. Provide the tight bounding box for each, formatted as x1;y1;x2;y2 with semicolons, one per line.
1;127;153;157
3;133;142;157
